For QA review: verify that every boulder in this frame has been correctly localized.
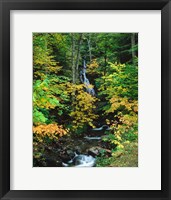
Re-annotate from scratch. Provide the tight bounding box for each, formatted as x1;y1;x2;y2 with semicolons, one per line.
88;146;102;157
66;149;75;158
88;146;112;157
60;154;71;163
74;146;82;154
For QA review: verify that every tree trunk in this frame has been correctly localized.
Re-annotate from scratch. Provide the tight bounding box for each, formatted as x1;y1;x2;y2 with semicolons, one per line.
71;33;76;84
87;34;92;62
131;33;136;65
75;33;83;83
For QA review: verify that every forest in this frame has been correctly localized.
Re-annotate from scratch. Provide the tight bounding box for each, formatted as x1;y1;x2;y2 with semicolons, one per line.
33;33;138;167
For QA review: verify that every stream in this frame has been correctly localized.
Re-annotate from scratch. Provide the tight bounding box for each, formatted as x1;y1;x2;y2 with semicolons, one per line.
80;60;95;96
38;127;111;167
34;60;112;167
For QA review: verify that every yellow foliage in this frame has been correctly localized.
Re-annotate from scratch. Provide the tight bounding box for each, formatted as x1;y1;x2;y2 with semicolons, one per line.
87;59;100;75
33;123;69;142
34;71;46;80
67;83;98;130
107;96;138;113
105;95;138;150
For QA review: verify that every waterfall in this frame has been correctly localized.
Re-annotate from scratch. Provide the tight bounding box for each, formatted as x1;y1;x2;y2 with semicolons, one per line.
62;154;96;167
80;60;95;96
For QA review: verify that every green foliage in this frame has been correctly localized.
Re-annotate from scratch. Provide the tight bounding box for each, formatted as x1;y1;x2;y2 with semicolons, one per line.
33;77;69;125
95;61;138;151
33;108;47;124
96;157;113;167
123;124;138;141
33;33;61;75
33;33;138;167
96;140;138;167
96;62;138;100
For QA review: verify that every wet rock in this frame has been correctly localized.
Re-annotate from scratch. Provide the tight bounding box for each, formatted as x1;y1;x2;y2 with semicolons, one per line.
66;149;75;158
42;161;47;167
74;146;82;154
44;158;59;167
88;146;112;157
88;146;101;157
55;160;63;167
60;155;71;163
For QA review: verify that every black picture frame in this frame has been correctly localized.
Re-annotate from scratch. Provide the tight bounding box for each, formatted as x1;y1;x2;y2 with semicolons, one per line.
0;0;170;199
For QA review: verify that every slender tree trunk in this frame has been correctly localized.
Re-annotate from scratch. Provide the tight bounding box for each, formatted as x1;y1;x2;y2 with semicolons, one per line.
75;33;83;83
87;34;92;62
131;33;136;65
71;33;76;84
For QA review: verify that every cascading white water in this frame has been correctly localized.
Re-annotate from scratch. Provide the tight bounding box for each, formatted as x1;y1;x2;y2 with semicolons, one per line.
84;136;101;140
62;154;96;167
80;60;95;96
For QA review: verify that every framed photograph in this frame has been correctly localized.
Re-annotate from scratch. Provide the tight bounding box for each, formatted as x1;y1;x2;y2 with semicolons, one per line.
0;0;170;199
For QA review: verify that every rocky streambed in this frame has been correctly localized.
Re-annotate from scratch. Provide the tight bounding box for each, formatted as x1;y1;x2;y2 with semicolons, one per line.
33;132;114;167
